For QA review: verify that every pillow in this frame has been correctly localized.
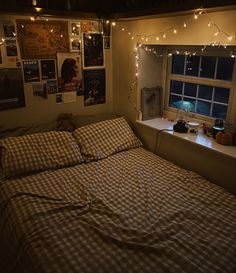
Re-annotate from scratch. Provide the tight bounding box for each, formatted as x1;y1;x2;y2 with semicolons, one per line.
73;117;142;162
0;131;84;178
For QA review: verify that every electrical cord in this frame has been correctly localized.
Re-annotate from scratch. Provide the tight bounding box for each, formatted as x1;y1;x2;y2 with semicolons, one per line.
154;129;173;154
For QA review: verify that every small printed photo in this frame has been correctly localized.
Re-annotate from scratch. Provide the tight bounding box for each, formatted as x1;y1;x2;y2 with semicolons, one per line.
5;40;18;56
71;39;81;51
71;22;81;36
23;60;40;82
47;79;58;94
56;93;63;104
3;22;16;37
33;83;47;99
81;21;99;33
41;59;56;80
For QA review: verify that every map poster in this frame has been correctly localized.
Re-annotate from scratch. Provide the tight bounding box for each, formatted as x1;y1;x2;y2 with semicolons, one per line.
16;20;69;59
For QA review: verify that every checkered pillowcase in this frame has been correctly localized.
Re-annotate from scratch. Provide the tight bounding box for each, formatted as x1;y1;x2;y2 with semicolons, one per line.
73;117;142;162
0;131;84;178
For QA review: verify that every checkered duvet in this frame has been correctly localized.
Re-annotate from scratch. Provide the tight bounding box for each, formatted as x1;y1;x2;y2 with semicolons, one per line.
0;147;235;273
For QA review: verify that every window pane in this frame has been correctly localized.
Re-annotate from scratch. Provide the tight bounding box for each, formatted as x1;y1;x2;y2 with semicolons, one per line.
212;104;227;119
200;56;216;78
169;94;182;107
196;100;211;116
184;83;197;97
198;85;213;100
216;57;235;81
172;55;185;75
182;97;196;112
214;87;230;104
186;56;200;76
170;80;183;94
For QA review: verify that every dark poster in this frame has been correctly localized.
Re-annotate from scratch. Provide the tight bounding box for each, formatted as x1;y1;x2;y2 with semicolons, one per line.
23;60;40;82
0;68;25;110
84;69;105;106
41;59;56;80
83;33;104;68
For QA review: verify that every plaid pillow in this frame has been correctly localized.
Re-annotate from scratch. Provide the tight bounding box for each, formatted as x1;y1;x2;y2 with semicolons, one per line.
73;117;142;162
0;131;84;178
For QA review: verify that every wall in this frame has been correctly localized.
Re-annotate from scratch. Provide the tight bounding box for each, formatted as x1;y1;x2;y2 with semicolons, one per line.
112;8;236;123
0;15;114;128
112;8;236;192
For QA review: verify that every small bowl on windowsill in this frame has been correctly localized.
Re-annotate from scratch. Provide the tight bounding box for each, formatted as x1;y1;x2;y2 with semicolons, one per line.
187;122;200;134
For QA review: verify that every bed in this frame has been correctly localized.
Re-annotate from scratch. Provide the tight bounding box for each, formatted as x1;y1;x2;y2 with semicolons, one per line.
0;117;235;273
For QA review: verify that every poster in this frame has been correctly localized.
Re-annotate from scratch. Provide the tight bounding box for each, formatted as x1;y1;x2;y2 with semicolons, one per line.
47;79;58;94
84;69;105;106
141;87;162;120
33;83;47;99
57;52;83;94
0;68;25;110
71;22;81;36
83;33;104;68
81;21;99;33
5;40;18;56
41;59;56;80
16;20;69;59
23;60;40;82
3;22;15;37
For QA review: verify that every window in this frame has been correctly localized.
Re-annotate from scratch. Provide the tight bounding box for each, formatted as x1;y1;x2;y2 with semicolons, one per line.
167;51;235;121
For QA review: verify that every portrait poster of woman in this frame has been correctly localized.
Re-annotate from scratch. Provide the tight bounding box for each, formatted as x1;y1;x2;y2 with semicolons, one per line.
57;52;83;95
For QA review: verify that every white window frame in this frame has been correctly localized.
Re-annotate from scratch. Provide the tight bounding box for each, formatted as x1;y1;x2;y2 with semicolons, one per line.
164;46;236;126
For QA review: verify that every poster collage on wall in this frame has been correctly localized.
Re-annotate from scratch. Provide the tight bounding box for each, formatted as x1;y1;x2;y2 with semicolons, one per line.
0;19;107;110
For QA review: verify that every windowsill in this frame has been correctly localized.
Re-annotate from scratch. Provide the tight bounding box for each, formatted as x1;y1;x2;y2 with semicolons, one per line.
136;117;236;159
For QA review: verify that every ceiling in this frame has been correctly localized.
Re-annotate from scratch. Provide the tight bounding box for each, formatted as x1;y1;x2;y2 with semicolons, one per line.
1;0;235;19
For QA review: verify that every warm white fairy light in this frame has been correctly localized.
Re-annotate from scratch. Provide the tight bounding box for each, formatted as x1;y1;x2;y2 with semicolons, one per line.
214;32;219;36
106;20;110;24
156;36;159;41
194;14;198;20
30;16;36;21
131;36;134;40
173;29;177;34
50;29;54;33
111;22;116;26
1;38;5;42
183;22;187;28
121;28;125;31
163;33;166;38
208;22;211;27
228;36;232;41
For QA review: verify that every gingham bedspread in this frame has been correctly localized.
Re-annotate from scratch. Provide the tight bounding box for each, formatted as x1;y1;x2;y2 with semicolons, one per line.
0;147;235;273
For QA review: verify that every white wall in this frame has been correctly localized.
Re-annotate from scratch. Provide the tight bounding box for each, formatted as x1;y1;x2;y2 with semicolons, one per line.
112;8;236;123
0;15;114;128
112;8;236;193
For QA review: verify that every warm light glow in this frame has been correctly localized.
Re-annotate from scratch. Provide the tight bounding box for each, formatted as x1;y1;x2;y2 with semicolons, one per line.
194;14;198;19
156;36;159;41
111;22;116;26
106;20;110;24
35;7;42;12
32;0;37;6
121;28;125;31
50;29;54;33
208;22;211;27
163;34;166;38
183;22;187;28
131;36;134;40
173;29;177;34
228;36;232;41
30;16;36;21
214;32;219;36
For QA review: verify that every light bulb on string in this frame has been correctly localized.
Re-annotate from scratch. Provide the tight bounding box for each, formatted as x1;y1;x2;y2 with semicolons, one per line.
173;29;177;34
194;14;198;20
156;36;159;41
111;22;116;26
208;22;211;27
183;22;187;28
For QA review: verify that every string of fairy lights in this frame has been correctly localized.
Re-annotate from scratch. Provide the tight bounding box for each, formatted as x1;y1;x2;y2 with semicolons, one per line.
111;8;236;114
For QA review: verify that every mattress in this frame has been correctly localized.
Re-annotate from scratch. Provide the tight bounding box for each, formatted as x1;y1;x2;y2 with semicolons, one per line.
0;147;235;273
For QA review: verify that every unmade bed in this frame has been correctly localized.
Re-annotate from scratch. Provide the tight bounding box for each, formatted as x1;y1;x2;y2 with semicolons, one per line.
0;117;235;273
